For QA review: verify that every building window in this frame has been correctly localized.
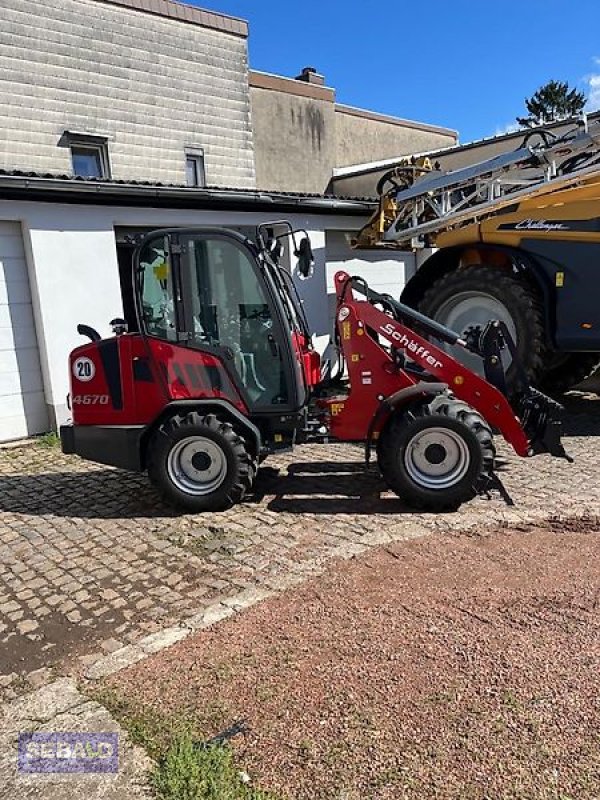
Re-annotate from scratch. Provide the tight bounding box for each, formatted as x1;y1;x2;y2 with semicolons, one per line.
185;149;206;187
60;132;111;179
71;146;106;178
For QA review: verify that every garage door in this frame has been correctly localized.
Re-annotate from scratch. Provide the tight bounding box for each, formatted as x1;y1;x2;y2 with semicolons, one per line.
0;222;48;442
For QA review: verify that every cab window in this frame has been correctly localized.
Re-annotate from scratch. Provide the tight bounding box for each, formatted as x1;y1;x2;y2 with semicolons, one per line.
185;236;289;406
139;237;178;342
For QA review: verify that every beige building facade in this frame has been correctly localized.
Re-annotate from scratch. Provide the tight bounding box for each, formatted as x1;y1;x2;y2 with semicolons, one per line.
0;0;458;195
331;113;600;199
0;0;256;187
250;69;457;194
334;104;457;170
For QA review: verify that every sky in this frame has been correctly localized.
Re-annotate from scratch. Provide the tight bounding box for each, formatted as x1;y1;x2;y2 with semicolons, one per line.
188;0;600;143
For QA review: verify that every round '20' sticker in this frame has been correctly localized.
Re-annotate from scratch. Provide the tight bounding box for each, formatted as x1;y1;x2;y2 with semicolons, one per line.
73;357;96;382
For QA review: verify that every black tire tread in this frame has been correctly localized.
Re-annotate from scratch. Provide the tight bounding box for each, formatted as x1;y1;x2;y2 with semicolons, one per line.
147;411;254;512
378;395;495;511
418;265;547;391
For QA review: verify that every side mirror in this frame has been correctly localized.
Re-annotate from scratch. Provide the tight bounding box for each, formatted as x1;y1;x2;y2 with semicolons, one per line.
268;239;283;266
295;237;314;278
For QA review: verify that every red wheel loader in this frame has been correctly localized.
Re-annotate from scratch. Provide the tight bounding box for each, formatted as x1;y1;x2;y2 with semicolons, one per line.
60;223;570;513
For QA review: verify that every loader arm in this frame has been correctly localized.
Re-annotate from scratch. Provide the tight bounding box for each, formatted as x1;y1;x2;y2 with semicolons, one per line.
329;271;534;457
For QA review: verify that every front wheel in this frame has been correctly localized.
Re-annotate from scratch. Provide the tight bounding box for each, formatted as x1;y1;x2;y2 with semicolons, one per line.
377;396;495;511
147;412;255;512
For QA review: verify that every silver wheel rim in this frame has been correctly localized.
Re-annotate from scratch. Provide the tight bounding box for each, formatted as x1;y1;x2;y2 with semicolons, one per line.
404;427;471;490
435;291;518;375
167;436;228;496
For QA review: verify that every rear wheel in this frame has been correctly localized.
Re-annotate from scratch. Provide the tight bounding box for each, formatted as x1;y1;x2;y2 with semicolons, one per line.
418;266;547;392
377;395;495;511
147;412;255;512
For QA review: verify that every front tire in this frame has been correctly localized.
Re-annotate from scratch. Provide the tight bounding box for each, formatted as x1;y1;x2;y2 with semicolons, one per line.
147;412;255;512
377;395;495;511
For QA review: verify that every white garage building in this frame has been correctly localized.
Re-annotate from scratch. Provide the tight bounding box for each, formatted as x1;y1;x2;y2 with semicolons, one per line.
0;0;449;443
0;222;48;440
0;174;413;442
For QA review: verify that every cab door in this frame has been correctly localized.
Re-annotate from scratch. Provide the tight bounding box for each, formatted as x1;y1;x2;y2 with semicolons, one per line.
138;229;302;413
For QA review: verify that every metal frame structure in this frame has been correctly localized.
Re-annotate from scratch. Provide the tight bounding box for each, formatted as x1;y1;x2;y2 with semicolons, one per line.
360;118;600;250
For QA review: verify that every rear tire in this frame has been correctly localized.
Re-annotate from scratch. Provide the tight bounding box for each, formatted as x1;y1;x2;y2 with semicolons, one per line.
147;412;255;512
418;266;547;393
377;395;495;511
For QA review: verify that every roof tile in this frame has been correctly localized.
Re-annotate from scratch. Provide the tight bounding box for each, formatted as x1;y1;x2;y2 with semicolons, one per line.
0;168;376;204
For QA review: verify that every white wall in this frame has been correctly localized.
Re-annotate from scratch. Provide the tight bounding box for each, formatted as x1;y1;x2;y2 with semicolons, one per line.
22;217;124;423
325;230;415;316
0;199;412;429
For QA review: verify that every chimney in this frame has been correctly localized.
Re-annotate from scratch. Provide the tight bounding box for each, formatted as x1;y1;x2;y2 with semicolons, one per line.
295;66;325;86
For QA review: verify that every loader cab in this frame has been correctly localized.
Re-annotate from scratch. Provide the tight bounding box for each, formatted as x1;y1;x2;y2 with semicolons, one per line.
135;228;309;414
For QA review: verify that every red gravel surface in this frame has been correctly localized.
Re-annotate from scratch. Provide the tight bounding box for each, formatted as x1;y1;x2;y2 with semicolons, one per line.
108;520;600;799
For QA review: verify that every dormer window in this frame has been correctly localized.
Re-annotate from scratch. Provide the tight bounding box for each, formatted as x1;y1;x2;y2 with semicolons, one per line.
60;132;111;179
185;148;206;187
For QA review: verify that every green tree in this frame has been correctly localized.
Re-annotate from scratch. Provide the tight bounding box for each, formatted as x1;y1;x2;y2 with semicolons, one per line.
517;80;586;128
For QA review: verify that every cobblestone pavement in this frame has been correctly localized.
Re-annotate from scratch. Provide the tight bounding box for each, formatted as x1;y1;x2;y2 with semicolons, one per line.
1;395;599;698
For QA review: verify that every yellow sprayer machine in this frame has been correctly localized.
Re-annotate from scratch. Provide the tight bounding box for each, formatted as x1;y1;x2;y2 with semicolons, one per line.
354;118;600;393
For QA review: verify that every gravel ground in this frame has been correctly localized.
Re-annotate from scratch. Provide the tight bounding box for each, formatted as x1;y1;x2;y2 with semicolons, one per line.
106;517;600;800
